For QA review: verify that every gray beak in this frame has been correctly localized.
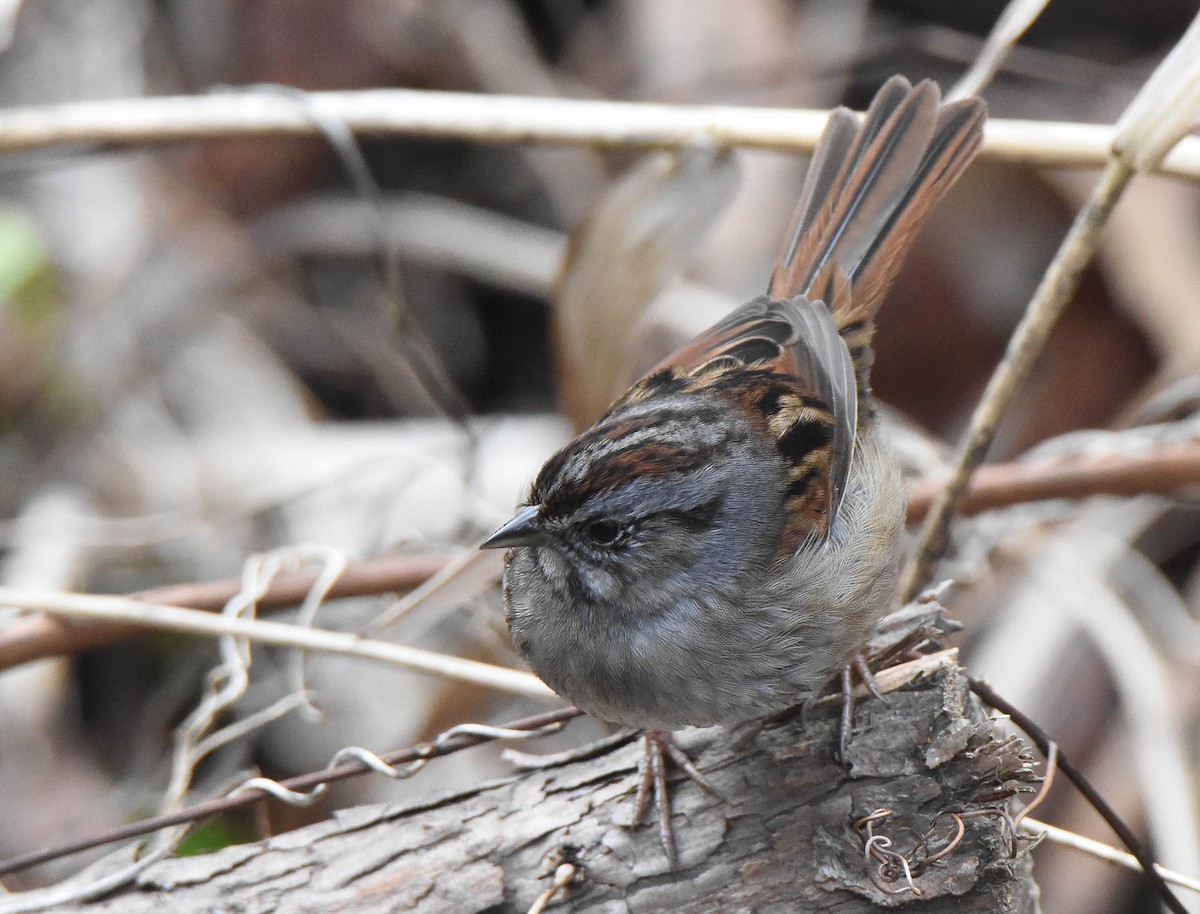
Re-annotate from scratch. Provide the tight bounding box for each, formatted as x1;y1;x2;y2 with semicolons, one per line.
480;504;546;549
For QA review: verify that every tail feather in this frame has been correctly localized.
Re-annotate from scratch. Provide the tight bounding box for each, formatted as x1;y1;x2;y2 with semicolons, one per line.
768;76;985;394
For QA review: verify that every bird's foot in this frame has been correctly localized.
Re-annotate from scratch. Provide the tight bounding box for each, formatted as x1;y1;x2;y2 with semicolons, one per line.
631;729;722;865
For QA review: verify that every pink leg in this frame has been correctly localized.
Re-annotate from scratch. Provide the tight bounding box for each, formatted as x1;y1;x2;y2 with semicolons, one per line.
631;730;722;865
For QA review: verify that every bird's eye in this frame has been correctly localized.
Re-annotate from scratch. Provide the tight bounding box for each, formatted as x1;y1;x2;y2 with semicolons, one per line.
584;518;622;546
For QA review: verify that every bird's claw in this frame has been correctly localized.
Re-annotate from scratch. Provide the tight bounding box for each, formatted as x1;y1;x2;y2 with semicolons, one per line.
631;729;722;866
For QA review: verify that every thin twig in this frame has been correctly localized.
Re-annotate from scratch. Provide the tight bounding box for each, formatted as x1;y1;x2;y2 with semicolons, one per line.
1020;817;1200;895
0;586;553;700
262;85;475;429
156;556;315;832
0;88;1197;176
969;678;1188;914
904;11;1200;598
0;846;174;914
948;0;1052;101
1030;513;1200;887
0;551;452;671
277;546;347;716
367;548;503;632
1011;742;1057;831
899;155;1136;600
0;707;582;879
1111;12;1200;173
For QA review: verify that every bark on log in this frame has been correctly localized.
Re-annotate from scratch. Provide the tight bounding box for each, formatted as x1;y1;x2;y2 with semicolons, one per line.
55;661;1040;913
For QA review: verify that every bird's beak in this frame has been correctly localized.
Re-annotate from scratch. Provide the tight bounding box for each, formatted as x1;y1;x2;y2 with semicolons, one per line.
480;504;546;549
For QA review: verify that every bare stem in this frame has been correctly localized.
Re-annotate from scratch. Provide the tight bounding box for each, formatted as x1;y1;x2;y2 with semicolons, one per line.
948;0;1052;101
1021;818;1200;895
0;88;1198;177
900;156;1136;601
0;586;553;700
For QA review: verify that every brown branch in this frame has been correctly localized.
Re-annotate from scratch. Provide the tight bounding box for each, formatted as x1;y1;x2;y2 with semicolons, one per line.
906;440;1200;522
2;441;1199;675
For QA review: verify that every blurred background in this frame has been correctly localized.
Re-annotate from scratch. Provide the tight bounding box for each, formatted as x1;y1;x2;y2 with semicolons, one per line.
0;1;1198;911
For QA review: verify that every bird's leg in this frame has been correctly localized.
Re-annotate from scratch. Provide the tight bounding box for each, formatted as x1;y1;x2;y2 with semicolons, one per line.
838;651;889;761
838;665;855;762
631;729;721;865
632;731;674;863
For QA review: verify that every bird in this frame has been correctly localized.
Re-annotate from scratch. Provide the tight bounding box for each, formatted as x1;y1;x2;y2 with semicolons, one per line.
482;76;986;861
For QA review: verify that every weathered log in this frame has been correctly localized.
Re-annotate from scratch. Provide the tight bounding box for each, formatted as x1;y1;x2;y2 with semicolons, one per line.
48;658;1040;913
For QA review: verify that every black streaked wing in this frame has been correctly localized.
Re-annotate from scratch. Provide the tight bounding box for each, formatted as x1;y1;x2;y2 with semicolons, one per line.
620;294;855;544
781;296;857;515
614;78;985;544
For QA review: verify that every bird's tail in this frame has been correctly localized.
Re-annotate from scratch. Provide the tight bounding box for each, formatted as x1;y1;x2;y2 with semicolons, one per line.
768;76;985;393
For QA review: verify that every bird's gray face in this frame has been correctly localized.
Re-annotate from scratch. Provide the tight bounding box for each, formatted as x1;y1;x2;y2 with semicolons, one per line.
481;397;787;614
485;476;726;609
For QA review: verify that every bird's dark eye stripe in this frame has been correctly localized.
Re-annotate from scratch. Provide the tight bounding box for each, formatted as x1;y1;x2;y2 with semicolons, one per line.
655;497;723;534
580;497;722;547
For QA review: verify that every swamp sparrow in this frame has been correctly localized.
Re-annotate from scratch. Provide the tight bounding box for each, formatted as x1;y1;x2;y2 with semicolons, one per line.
483;76;985;856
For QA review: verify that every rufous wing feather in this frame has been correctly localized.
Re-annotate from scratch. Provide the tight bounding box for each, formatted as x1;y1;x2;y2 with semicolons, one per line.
618;77;985;545
619;294;854;548
771;75;985;395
